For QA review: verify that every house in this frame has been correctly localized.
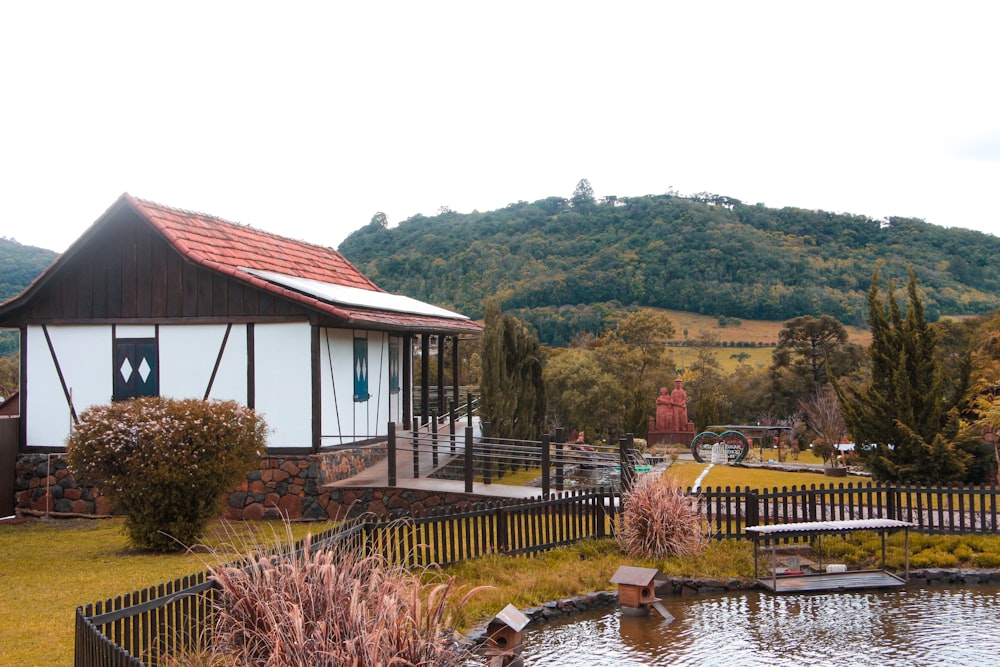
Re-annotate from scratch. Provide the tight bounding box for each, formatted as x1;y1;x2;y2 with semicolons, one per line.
0;193;482;454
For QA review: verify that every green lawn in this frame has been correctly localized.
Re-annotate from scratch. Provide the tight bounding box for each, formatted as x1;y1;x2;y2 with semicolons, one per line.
665;459;867;491
0;518;336;666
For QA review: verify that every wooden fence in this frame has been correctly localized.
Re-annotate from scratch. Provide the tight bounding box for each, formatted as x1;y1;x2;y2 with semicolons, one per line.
74;488;617;667
700;482;1000;539
75;481;1000;666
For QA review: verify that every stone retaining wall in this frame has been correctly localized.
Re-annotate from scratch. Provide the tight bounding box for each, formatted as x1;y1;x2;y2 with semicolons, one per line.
13;445;392;520
13;454;110;516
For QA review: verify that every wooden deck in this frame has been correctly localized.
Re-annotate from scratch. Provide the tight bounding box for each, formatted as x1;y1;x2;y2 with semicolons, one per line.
757;569;907;594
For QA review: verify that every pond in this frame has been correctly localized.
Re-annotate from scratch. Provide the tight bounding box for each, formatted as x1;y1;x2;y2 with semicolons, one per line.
518;584;1000;666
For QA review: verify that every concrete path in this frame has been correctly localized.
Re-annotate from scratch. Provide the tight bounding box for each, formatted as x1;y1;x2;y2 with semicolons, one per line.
323;427;545;500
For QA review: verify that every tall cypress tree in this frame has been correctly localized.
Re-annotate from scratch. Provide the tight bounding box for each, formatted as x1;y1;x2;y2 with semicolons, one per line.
838;268;969;482
479;301;546;441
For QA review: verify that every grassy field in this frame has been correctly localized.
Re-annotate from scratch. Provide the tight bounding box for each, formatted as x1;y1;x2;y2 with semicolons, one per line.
659;308;872;346
665;458;868;490
659;308;872;373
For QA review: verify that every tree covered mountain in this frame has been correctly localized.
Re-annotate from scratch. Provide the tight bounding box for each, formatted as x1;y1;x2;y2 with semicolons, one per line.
339;192;1000;345
0;237;57;302
0;237;57;357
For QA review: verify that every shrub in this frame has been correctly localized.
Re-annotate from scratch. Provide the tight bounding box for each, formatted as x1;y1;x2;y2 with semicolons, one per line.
971;552;1000;568
67;397;267;551
200;528;484;666
618;473;707;559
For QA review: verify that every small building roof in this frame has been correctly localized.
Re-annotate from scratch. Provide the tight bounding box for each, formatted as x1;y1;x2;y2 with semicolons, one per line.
0;194;482;335
746;518;912;538
610;565;660;586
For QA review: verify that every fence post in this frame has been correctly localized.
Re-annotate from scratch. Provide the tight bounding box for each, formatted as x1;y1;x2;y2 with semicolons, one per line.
464;426;474;493
746;489;760;530
431;410;439;467
388;422;397;487
412;425;420;479
554;427;564;492
496;506;508;553
449;400;457;453
620;434;636;493
807;487;817;522
541;434;551;497
886;483;896;520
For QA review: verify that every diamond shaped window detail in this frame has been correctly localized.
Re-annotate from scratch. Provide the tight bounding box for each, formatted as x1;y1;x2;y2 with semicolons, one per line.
138;357;151;383
120;358;134;382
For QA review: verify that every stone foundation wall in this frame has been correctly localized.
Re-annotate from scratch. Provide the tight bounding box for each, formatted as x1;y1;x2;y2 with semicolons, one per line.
13;445;391;520
13;454;111;516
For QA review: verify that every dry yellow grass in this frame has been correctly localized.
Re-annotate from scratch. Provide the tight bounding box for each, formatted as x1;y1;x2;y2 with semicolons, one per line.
659;309;871;374
660;308;872;346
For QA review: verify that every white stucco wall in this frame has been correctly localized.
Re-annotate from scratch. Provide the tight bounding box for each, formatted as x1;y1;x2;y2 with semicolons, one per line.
23;321;398;450
253;322;312;448
26;325;111;447
319;328;402;446
159;324;247;401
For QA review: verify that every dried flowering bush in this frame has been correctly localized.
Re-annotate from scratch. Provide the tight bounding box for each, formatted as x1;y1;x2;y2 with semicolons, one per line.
67;397;267;551
617;473;707;559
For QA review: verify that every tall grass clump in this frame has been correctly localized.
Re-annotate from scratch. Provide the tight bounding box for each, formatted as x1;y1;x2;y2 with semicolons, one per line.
617;473;707;559
200;524;486;666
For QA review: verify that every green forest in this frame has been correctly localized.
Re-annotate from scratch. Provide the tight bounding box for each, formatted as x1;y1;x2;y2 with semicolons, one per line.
339;189;1000;346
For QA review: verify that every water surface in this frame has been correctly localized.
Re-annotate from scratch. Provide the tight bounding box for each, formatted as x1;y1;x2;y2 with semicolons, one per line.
520;585;1000;666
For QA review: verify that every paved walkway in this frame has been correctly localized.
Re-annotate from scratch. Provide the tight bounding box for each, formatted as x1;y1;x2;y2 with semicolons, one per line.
323;427;545;499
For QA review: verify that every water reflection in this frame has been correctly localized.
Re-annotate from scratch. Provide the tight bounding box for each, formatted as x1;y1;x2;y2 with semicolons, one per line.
520;585;1000;666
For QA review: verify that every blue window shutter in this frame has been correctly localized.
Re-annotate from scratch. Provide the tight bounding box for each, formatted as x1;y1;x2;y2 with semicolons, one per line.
353;338;369;402
389;340;400;394
113;339;159;401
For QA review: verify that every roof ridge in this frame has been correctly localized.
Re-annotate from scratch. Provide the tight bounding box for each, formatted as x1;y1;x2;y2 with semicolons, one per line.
131;195;345;254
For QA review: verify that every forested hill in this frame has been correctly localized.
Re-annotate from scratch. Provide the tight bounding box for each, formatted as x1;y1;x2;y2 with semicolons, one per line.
0;237;57;302
339;193;1000;345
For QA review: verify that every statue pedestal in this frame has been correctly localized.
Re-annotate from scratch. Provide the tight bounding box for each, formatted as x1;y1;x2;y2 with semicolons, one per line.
647;420;695;446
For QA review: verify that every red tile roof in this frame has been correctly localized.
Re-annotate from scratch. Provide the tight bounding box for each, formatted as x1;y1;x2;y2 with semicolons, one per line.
121;195;481;334
129;195;380;291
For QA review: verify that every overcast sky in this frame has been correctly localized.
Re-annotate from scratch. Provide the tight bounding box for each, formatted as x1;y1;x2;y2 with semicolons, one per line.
2;1;999;254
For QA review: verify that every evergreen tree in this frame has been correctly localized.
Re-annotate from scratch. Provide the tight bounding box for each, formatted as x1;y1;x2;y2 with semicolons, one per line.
479;301;546;441
838;269;969;482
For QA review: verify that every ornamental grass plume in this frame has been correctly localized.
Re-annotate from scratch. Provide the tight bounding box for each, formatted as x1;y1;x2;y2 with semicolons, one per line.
197;522;488;667
617;473;708;559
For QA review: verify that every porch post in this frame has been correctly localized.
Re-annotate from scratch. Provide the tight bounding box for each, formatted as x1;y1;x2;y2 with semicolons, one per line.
437;334;446;417
420;333;430;426
402;333;412;428
451;335;460;413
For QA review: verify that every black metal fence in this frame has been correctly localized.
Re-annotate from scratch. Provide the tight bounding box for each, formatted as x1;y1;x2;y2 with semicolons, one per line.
391;422;643;495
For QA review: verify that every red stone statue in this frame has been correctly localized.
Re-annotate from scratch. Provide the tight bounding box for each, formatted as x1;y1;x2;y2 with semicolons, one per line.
655;386;674;431
670;377;688;431
648;377;694;445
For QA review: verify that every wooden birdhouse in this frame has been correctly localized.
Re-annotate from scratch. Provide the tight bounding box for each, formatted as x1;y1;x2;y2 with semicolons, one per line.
485;603;531;662
611;565;661;611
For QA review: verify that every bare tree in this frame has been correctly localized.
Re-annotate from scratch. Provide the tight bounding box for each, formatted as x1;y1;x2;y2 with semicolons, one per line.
799;386;848;467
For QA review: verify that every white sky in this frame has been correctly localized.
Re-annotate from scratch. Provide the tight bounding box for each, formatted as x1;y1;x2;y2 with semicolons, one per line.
2;1;999;254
